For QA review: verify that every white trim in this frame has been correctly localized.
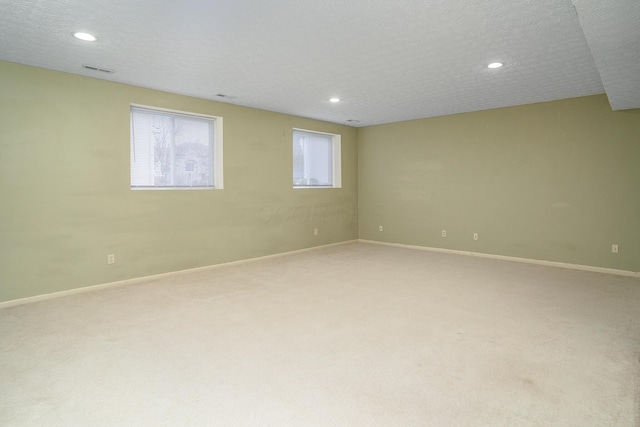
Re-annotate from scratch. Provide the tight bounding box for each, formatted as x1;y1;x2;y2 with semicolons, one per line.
292;127;337;137
332;134;342;188
214;116;224;189
0;240;357;309
130;103;218;120
358;239;640;278
130;187;218;191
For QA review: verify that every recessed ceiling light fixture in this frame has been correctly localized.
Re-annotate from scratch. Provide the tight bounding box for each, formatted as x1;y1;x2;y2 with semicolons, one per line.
73;32;97;42
487;62;504;69
329;97;340;103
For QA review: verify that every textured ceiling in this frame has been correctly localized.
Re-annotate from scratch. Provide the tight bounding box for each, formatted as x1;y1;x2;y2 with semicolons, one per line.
571;0;640;111
0;0;637;127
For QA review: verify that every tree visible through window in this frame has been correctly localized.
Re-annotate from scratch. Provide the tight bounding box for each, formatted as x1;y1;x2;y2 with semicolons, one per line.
130;106;220;188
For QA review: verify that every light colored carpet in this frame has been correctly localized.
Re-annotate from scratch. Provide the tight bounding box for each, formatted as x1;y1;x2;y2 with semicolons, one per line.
1;242;639;426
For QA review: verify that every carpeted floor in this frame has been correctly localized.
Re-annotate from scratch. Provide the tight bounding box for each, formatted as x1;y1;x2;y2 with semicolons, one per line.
1;242;639;426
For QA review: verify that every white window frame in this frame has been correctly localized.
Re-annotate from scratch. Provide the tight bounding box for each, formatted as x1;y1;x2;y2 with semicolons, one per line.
130;104;223;190
293;128;342;189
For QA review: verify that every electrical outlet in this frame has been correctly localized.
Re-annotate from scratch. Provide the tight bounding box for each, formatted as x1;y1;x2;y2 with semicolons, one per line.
473;233;478;241
107;254;115;264
314;228;318;236
612;244;618;254
442;230;446;237
379;225;383;232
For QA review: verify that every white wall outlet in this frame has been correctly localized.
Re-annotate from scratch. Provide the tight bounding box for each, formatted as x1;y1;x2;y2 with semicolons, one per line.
107;254;115;264
612;244;618;253
442;230;446;237
473;233;478;241
314;228;318;236
379;225;383;232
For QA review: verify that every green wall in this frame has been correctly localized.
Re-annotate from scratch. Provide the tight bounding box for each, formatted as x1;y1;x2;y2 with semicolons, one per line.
358;95;640;272
2;61;638;303
0;61;358;302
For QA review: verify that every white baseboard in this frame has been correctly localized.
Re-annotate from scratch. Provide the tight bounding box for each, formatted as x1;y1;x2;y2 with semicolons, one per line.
0;240;358;309
358;239;640;278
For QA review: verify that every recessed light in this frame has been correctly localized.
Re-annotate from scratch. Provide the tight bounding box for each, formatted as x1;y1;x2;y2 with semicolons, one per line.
329;97;340;103
346;119;360;123
487;62;504;69
73;32;97;42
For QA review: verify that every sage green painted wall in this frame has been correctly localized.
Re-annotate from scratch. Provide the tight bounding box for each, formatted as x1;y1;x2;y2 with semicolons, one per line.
0;61;357;302
358;95;640;272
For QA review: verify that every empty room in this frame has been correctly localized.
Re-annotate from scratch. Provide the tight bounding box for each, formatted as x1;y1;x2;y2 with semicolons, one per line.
1;0;639;425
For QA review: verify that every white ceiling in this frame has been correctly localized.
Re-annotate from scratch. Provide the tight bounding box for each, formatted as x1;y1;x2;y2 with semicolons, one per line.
0;0;638;127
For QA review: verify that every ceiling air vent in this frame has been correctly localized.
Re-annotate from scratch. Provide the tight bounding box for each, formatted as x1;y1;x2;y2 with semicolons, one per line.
215;93;237;100
82;64;114;74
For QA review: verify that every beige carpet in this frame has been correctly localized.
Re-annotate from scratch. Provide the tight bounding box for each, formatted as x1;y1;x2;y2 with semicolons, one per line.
1;242;639;426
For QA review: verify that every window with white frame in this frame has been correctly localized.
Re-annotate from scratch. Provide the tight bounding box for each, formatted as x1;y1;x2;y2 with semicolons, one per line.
293;129;341;188
130;105;223;189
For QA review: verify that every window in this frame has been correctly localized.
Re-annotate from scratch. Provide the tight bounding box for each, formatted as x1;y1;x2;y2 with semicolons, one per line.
130;105;223;189
293;129;341;188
